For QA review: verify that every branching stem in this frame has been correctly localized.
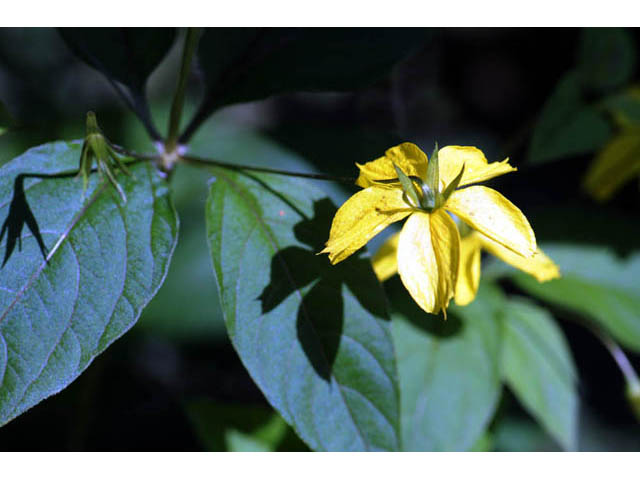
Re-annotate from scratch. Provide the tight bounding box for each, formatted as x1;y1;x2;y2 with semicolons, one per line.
180;154;355;183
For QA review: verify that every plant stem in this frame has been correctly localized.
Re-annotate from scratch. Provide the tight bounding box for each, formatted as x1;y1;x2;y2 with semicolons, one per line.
82;144;355;184
180;154;356;183
165;28;201;153
593;328;640;391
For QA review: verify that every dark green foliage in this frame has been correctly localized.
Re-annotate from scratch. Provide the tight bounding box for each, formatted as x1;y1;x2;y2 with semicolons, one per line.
59;28;176;93
181;28;428;141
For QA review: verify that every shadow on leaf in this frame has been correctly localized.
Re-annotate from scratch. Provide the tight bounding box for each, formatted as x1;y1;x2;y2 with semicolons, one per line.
258;198;388;381
0;174;48;267
384;273;464;338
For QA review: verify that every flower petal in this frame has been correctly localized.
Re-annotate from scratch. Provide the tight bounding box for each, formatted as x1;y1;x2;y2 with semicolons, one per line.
355;142;428;188
454;232;482;306
445;185;536;257
372;232;400;282
479;233;560;282
397;210;460;315
439;146;516;188
321;186;410;264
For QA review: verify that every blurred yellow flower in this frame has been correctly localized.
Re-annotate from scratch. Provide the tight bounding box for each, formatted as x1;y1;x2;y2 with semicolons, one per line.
321;142;537;316
583;128;640;202
373;228;560;307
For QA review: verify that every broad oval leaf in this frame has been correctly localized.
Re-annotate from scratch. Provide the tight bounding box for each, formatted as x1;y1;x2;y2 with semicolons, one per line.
509;244;640;353
59;28;177;93
183;28;428;140
392;280;503;451
528;72;612;165
501;297;578;451
0;141;178;426
206;169;400;451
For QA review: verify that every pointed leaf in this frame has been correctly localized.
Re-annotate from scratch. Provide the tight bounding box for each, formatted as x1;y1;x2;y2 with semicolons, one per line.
529;72;612;165
58;28;177;93
0;141;178;426
392;280;503;451
187;28;428;134
501;297;578;450
206;169;400;451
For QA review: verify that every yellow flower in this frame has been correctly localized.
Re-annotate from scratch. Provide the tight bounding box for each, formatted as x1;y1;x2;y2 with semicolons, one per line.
321;142;537;315
583;128;640;202
373;228;560;307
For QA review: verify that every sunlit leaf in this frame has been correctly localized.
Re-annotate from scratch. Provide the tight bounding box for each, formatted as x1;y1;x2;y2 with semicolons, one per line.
206;169;400;451
508;244;640;353
392;280;503;451
529;73;611;165
501;297;578;450
0;141;178;427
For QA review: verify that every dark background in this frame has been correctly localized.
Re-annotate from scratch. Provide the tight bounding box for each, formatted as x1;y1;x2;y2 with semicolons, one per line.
0;28;638;451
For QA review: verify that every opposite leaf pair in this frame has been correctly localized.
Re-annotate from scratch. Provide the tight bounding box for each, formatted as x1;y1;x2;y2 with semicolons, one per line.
322;143;559;315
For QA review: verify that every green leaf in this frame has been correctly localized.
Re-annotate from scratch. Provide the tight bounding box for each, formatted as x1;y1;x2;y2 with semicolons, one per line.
184;28;427;139
600;88;640;127
529;72;612;165
392;281;503;451
185;400;307;452
58;28;176;138
0;141;178;426
578;28;635;91
508;244;640;353
59;28;176;93
492;415;559;452
501;297;578;450
206;170;400;451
